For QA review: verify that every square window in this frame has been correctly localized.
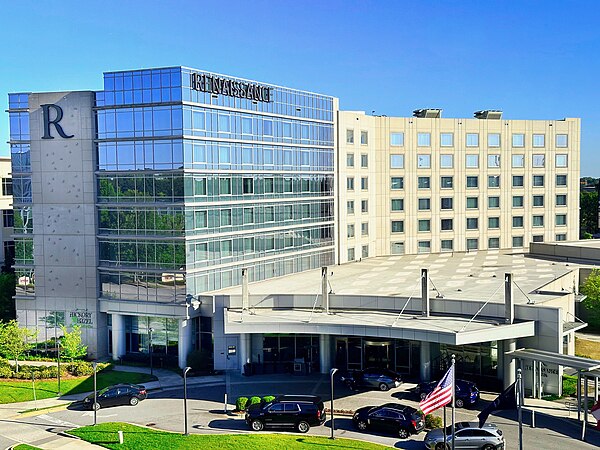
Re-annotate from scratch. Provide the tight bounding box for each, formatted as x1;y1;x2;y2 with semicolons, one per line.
264;206;275;222
391;241;405;254
466;133;479;147
362;245;369;258
194;177;207;195
391;177;404;190
533;175;544;187
488;155;500;168
220;209;232;226
347;200;355;214
391;220;405;233
556;234;567;241
556;214;567;226
533;134;545;147
466;238;478;250
512;155;525;168
556;194;567;206
264;177;274;193
513;196;524;207
348;247;355;261
512;216;524;227
218;114;231;132
346;153;354;167
466;176;479;188
556;154;568;168
347;177;354;190
512;236;524;247
390;154;404;169
512;133;525;147
418;198;431;210
512;175;524;187
532;154;545;168
441;239;453;251
219;177;232;195
488;175;500;188
441;197;453;210
556;174;567;186
347;224;355;238
361;177;368;190
418;240;431;253
440;154;453;168
488;196;500;208
556;134;568;148
361;199;368;213
221;240;232;257
417;154;431;168
488;217;500;229
361;154;368;168
533;195;544;207
243;207;254;224
194;210;207;228
418;176;431;189
533;215;544;227
390;132;404;146
488;133;501;147
441;218;453;231
467;218;478;229
361;222;369;236
418;219;431;232
466;197;479;209
466;154;479;168
346;129;354;144
391;198;404;211
417;132;431;146
533;235;544;243
361;131;368;145
488;237;500;249
440;133;454;147
441;176;453;189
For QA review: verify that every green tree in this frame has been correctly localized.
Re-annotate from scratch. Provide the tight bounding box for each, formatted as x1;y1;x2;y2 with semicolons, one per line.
59;325;88;361
0;320;37;372
0;273;16;322
580;190;599;237
581;269;600;332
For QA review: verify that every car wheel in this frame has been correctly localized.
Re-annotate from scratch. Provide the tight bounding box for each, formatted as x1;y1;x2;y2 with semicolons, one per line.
397;427;409;439
92;402;101;411
356;420;368;431
379;382;390;391
297;420;310;433
455;398;464;408
420;392;428;400
482;445;495;450
251;420;264;431
129;397;139;406
435;443;448;450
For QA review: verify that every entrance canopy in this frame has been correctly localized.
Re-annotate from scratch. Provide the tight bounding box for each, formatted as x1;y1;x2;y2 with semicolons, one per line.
507;348;600;371
224;308;535;345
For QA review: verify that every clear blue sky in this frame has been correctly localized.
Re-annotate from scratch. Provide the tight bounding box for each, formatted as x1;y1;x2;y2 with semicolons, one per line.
1;0;599;176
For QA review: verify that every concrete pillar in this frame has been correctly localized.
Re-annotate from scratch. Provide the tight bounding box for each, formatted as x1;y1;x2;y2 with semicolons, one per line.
421;269;430;317
320;334;331;374
242;268;249;311
505;273;514;324
178;318;193;369
503;339;516;389
420;342;431;381
239;333;251;375
111;313;126;361
322;267;329;314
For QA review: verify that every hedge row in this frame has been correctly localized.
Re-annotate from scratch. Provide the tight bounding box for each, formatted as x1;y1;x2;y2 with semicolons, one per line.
235;395;276;411
0;359;113;379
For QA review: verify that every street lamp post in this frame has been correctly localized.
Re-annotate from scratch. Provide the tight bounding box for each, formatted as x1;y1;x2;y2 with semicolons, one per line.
149;327;154;376
329;368;338;440
56;340;61;396
92;361;97;426
183;366;191;436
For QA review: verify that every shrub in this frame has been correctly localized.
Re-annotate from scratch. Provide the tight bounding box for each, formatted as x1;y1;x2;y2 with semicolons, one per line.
0;366;12;378
248;396;262;407
66;361;94;376
563;374;578;396
262;395;275;404
425;414;443;429
236;396;249;411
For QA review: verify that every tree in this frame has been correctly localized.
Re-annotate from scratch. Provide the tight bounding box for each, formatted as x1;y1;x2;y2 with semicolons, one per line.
581;269;600;332
580;190;599;237
0;273;16;322
0;320;37;372
59;325;87;361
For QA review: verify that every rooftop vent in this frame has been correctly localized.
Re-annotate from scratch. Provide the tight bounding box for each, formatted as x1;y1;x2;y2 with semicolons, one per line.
413;108;442;118
474;110;503;120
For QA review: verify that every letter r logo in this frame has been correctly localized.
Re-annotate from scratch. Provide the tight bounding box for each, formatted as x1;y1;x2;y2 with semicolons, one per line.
41;104;74;139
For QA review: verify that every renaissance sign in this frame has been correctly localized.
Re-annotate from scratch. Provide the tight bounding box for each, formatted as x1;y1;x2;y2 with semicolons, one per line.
191;73;272;103
41;104;74;139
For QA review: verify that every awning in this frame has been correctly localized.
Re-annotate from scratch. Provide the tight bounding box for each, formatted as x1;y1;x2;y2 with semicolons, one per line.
507;348;600;372
563;321;588;334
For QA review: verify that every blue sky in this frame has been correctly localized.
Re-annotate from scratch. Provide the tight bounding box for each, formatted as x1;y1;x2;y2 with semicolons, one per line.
1;0;599;176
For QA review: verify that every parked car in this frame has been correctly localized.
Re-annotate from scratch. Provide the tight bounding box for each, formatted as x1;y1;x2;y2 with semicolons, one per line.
352;402;424;439
415;379;479;407
83;383;147;410
341;367;402;391
424;421;505;449
245;395;326;433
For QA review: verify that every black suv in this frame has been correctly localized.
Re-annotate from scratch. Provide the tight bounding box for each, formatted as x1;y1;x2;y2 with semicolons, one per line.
352;403;425;439
342;367;402;391
245;395;326;433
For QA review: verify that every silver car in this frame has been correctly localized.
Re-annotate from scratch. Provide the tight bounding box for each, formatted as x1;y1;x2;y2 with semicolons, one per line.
424;421;505;450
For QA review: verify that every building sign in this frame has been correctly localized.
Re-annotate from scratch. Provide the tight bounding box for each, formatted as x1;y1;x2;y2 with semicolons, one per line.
69;309;93;328
41;104;74;139
191;73;272;103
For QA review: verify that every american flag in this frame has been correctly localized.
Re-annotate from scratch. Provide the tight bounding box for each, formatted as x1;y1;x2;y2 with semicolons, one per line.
419;365;454;415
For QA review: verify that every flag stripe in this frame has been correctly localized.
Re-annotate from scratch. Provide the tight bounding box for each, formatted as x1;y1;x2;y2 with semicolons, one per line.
419;365;454;415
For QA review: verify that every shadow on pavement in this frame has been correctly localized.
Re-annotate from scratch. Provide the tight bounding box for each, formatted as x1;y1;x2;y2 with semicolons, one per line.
207;418;249;431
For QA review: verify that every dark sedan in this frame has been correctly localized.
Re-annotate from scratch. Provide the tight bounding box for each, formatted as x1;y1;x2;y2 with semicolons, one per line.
352;402;425;439
416;379;479;408
342;367;402;391
83;383;147;410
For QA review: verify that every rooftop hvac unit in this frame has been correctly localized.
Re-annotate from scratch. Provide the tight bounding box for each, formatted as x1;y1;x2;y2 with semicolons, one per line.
474;110;503;120
413;108;442;118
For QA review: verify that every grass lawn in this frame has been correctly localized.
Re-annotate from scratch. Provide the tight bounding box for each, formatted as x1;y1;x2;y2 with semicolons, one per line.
13;445;42;450
575;338;600;360
69;422;391;450
0;370;155;404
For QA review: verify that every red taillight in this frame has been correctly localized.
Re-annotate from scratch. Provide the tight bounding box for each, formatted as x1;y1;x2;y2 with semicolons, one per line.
411;420;417;428
140;390;146;395
317;410;322;419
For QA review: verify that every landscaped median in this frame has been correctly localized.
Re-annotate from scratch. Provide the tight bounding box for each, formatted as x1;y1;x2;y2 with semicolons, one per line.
68;422;393;449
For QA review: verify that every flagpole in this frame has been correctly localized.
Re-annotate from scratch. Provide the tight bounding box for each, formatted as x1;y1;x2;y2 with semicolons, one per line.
451;354;456;450
518;368;523;450
443;405;447;446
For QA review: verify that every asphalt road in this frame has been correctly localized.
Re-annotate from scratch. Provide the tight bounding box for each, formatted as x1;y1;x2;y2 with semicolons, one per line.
3;379;599;449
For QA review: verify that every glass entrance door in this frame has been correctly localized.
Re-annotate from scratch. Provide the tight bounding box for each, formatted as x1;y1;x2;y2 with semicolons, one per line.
364;340;392;368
